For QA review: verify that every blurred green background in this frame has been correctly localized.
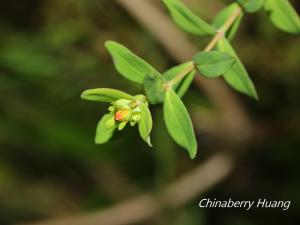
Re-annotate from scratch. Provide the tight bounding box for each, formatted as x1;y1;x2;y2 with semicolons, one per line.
0;0;299;225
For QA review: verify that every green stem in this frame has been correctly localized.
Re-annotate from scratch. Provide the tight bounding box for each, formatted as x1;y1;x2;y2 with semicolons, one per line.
166;61;194;87
166;5;242;86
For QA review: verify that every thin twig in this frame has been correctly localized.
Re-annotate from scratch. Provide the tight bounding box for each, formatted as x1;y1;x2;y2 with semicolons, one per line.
18;153;233;225
166;61;194;87
166;5;242;92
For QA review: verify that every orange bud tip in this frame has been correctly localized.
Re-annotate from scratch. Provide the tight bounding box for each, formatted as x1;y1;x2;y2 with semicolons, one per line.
115;110;128;121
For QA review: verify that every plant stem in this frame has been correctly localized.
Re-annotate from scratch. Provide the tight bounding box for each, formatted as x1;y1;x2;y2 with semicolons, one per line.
205;6;242;51
167;5;242;86
166;61;194;87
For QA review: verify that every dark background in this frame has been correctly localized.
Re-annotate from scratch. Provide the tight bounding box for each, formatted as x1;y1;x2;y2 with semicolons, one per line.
0;0;299;224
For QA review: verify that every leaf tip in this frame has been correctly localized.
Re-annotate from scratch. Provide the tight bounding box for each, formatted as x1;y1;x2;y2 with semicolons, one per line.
104;40;114;47
147;136;153;147
189;148;197;159
80;90;88;100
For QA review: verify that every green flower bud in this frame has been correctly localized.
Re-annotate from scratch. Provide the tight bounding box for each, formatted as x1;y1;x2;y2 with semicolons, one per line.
112;99;132;110
118;121;127;130
106;95;147;131
131;113;141;123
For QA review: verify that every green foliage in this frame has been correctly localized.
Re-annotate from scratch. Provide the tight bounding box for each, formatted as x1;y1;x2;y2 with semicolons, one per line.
193;51;236;78
144;62;196;104
2;0;300;221
238;0;266;13
81;88;134;102
138;103;153;146
163;62;192;89
105;41;161;83
95;113;117;144
176;70;196;97
163;62;196;97
212;3;244;40
162;0;216;36
264;0;300;33
163;89;197;159
143;73;166;104
227;12;243;41
81;0;298;159
217;38;258;99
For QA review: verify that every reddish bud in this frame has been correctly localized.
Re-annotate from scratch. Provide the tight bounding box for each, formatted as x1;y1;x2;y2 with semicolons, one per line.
115;110;130;121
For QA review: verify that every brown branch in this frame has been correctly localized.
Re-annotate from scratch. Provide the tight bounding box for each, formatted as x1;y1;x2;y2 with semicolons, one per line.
18;153;233;225
116;0;253;140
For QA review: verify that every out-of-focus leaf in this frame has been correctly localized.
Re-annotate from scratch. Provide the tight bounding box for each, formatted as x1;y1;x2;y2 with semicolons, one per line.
105;41;160;83
238;0;266;13
163;89;197;159
138;103;153;147
143;73;166;104
217;38;258;99
264;0;300;33
193;51;236;78
0;44;63;77
95;113;117;144
81;88;134;103
162;0;216;36
212;3;244;40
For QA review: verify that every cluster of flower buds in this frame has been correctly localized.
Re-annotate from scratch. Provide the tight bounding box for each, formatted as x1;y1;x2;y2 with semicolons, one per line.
105;97;145;131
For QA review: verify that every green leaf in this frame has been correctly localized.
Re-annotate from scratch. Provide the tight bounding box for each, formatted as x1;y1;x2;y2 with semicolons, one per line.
264;0;300;33
105;41;161;83
81;88;134;103
227;13;243;41
163;89;197;159
217;38;258;99
95;113;117;144
193;51;236;78
176;69;195;97
162;0;216;36
138;103;153;147
238;0;266;13
212;3;244;40
143;73;166;104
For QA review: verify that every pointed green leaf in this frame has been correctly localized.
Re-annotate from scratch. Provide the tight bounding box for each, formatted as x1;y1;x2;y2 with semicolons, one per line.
264;0;300;33
217;38;258;99
193;51;236;78
227;13;243;41
176;69;195;97
143;73;166;104
238;0;266;13
212;3;244;40
162;0;216;36
81;88;134;103
105;41;161;83
138;103;153;147
163;89;197;159
95;113;117;144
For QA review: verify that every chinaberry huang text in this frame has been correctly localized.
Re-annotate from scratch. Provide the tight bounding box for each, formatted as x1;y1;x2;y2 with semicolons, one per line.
199;198;290;210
